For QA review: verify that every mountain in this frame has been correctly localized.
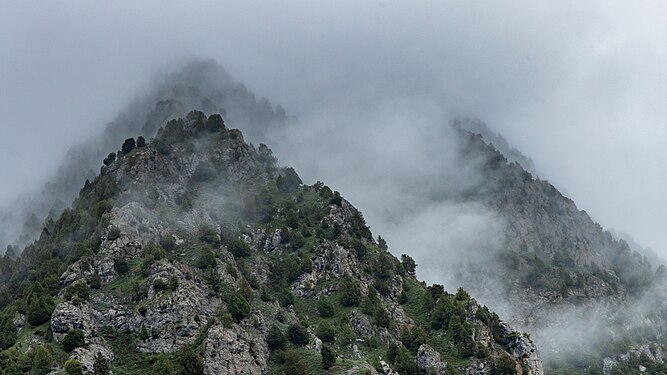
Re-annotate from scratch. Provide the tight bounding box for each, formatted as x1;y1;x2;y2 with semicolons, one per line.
445;125;667;374
0;112;542;374
2;59;666;374
0;60;286;255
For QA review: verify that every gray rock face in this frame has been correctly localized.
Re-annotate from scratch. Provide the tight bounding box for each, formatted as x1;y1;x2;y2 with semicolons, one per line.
464;360;492;375
416;344;448;374
70;338;114;373
50;301;95;341
12;312;25;332
499;321;544;375
602;344;665;374
203;324;269;375
135;273;219;353
380;360;400;375
263;228;282;252
348;311;375;337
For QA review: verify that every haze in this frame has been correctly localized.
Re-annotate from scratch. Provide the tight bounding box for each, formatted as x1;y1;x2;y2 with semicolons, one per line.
2;0;667;260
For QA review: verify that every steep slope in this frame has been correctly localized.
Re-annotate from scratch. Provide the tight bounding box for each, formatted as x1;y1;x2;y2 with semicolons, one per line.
0;112;542;374
447;128;667;373
0;60;285;254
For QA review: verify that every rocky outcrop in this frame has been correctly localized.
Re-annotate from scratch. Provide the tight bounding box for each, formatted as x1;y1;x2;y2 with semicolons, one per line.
70;338;114;373
202;324;269;375
417;344;448;374
464;360;493;375
135;273;219;353
50;301;95;341
499;322;544;375
12;312;24;332
602;344;665;375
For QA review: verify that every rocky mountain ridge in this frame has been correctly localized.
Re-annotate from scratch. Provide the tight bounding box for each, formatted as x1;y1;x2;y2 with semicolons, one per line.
0;111;542;374
447;127;667;374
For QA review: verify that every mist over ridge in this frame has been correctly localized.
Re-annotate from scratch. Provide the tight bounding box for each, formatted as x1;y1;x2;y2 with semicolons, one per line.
3;1;667;258
3;2;667;373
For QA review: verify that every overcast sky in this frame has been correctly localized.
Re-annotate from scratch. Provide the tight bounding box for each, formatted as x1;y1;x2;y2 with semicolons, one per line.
2;1;667;256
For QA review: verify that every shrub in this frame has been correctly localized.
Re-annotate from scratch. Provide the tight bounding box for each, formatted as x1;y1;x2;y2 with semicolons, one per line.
267;324;287;351
102;152;116;167
139;325;149;340
64;281;91;301
321;345;336;369
0;316;17;349
393;346;419;375
198;224;220;246
114;258;129;275
329;191;342;206
136;136;146;148
400;254;417;276
226;237;251;258
277;288;295;308
27;285;55;326
169;276;179;291
121;138;136;155
107;226;121;241
196;248;217;269
153;278;170;292
377;236;388;250
144;242;167;260
317;299;335;318
291;230;304;249
492;353;518;375
89;273;102;289
64;359;84;375
315;322;336;343
62;329;85;352
400;327;427;354
281;349;306;375
226;292;250;322
93;351;110;375
398;291;408;304
287;323;309;346
31;345;54;375
179;346;205;375
373;305;391;328
160;235;176;251
316;182;332;198
339;276;361;307
151;353;176;375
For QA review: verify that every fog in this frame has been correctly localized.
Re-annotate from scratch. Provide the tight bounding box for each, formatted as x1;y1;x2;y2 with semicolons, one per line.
2;1;667;259
4;2;667;367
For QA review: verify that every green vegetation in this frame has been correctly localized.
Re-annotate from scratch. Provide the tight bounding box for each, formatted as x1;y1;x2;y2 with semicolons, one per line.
0;113;535;375
63;359;84;375
62;329;85;352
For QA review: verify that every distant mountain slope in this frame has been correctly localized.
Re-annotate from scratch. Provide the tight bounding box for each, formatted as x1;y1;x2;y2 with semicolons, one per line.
0;60;286;254
454;118;538;177
442;127;667;374
0;112;542;374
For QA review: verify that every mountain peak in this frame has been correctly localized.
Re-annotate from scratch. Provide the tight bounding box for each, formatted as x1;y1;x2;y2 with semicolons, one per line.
0;112;543;374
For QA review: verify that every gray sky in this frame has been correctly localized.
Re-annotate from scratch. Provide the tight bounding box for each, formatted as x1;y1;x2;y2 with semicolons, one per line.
2;1;667;256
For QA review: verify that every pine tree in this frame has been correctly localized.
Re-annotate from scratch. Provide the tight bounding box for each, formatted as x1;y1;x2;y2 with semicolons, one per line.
30;345;54;375
267;324;287;351
321;344;336;369
64;359;85;375
93;351;110;375
179;346;204;375
152;353;176;375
